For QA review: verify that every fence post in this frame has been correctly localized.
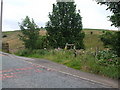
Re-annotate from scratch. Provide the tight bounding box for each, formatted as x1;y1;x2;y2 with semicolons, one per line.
95;46;99;57
74;49;77;57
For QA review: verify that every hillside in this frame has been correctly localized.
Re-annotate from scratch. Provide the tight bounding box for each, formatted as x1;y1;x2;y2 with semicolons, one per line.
2;29;113;53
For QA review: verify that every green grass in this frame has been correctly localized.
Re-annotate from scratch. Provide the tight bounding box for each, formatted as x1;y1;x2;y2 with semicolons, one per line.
16;49;119;79
84;34;104;50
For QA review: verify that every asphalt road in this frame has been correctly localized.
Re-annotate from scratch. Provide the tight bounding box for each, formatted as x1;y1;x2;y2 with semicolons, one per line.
1;53;110;88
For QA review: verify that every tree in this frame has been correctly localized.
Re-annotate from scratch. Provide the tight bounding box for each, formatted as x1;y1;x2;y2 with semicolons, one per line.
36;36;50;49
98;1;120;56
98;2;120;27
100;31;114;47
46;1;84;49
18;16;39;49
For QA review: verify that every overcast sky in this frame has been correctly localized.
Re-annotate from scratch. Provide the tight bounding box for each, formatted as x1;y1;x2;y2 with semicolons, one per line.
1;0;118;31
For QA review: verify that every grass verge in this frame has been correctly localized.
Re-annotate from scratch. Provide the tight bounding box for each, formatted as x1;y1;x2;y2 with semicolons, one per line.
15;49;119;79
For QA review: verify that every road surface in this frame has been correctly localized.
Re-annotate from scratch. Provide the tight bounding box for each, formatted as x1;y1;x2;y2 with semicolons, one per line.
1;53;110;88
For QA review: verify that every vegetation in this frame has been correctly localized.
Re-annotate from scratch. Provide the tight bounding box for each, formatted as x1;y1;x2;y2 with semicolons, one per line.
98;2;120;27
97;2;120;79
2;1;119;80
2;34;7;38
18;16;40;49
35;36;49;49
96;50;119;66
46;2;84;49
100;31;115;47
2;29;104;53
98;2;120;57
2;31;24;53
3;28;119;79
16;49;119;79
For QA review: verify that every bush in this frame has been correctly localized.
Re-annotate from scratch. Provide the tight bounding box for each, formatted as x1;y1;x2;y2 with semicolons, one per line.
96;50;119;66
16;49;32;56
100;31;114;46
102;31;105;33
16;49;49;56
2;35;7;38
35;36;49;49
113;31;120;57
100;31;120;57
32;49;49;55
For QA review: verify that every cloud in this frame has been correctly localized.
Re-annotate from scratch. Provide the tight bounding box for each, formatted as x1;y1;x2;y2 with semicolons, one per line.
2;0;118;31
3;0;56;31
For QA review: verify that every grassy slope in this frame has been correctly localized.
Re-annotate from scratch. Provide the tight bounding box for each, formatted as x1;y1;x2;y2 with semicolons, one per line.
2;29;47;53
83;30;104;50
2;29;104;52
2;31;24;53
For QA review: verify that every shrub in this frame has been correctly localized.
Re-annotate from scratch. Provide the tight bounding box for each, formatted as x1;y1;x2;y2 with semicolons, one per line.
32;49;49;55
35;36;50;49
100;31;114;46
100;31;120;57
2;35;7;38
102;31;105;33
96;50;119;66
90;32;93;35
16;49;32;56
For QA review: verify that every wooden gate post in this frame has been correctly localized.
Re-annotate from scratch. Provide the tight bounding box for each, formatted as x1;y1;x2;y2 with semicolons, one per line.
95;46;99;57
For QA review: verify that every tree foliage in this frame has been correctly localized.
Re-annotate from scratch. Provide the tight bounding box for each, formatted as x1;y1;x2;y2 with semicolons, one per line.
114;31;120;57
100;31;114;47
18;16;39;49
46;2;84;49
98;2;120;27
98;1;120;57
36;36;50;49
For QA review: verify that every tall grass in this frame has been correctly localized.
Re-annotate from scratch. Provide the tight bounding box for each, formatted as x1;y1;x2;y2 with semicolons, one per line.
16;49;119;79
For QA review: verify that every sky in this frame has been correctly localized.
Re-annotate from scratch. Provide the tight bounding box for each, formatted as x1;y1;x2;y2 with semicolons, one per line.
1;0;118;31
